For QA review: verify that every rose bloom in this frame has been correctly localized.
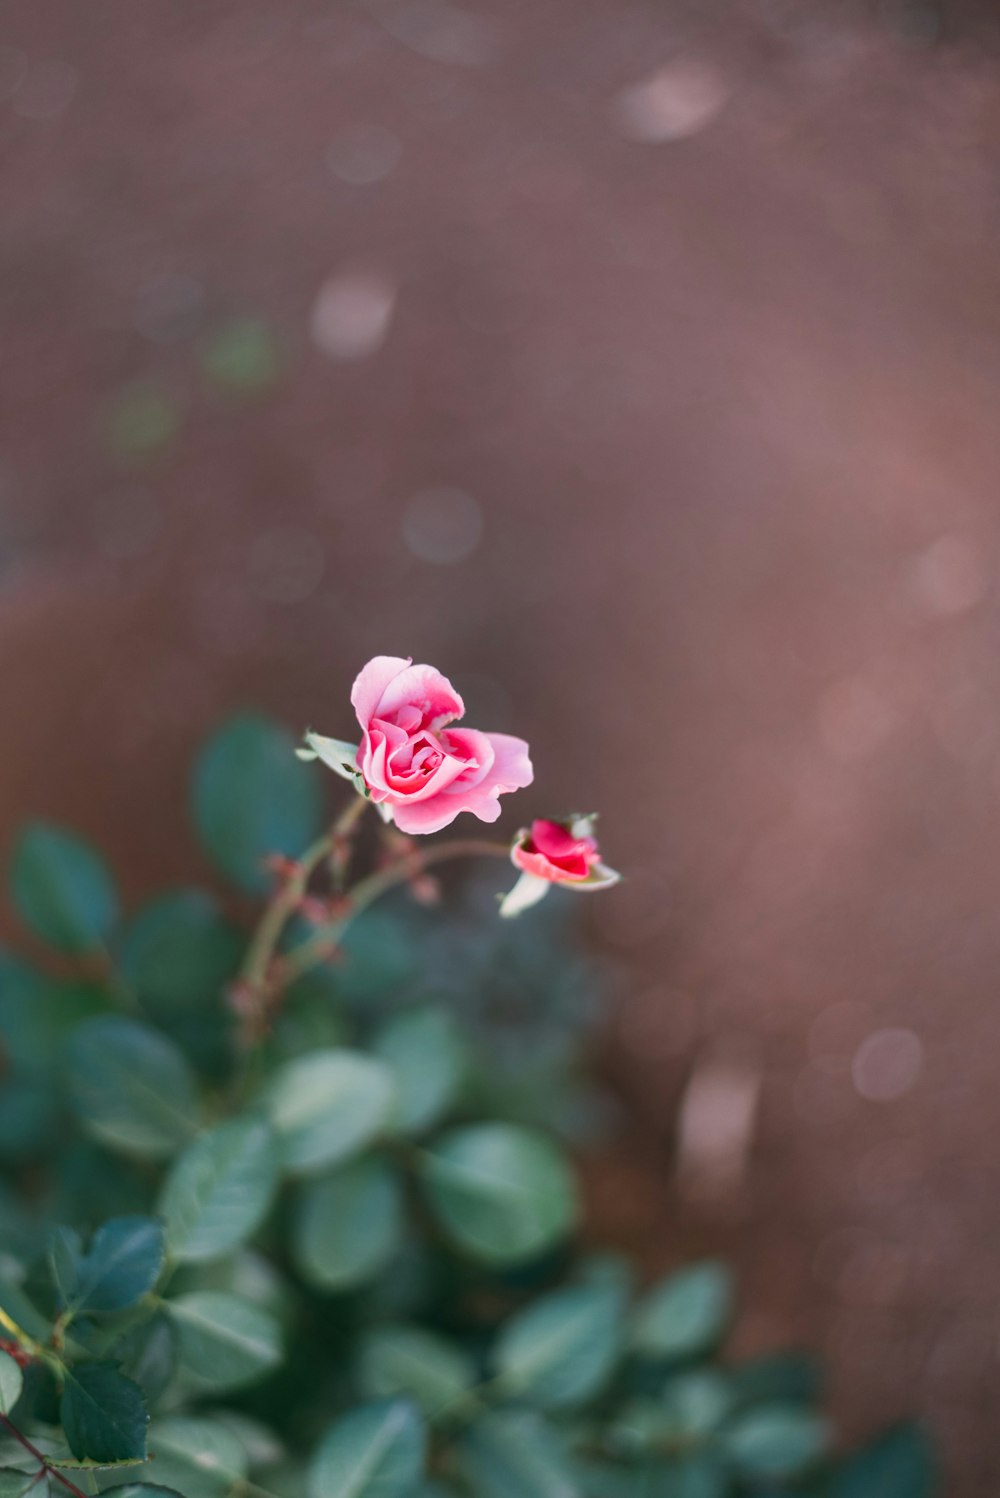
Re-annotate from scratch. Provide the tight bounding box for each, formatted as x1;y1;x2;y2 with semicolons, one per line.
500;815;620;917
301;655;532;835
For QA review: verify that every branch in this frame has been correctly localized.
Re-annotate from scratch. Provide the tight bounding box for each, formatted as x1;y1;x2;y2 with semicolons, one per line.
0;1414;89;1498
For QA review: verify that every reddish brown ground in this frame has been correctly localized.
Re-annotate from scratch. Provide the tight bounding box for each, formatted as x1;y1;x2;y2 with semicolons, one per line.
3;0;1000;1490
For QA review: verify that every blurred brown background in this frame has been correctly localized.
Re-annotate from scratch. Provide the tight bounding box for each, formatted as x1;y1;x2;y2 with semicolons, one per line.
3;0;1000;1491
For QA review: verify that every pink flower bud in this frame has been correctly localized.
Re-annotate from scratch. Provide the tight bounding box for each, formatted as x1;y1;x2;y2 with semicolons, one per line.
501;816;620;917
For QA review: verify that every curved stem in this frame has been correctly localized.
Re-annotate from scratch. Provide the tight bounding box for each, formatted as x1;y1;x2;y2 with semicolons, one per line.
239;795;368;993
0;1414;89;1498
279;838;510;986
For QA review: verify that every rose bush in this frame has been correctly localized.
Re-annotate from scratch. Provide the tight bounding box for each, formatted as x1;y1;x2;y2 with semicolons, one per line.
0;661;934;1498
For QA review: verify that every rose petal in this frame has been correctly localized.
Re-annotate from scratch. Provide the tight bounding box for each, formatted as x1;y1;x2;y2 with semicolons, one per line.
375;661;464;726
351;655;412;729
483;732;533;791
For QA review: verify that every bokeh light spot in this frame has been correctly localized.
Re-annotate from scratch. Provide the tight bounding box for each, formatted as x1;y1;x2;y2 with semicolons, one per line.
327;123;401;184
402;486;483;564
852;1028;923;1101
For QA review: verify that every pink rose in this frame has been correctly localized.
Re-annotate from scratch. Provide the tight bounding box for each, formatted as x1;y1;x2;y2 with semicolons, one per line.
500;816;620;917
301;655;533;835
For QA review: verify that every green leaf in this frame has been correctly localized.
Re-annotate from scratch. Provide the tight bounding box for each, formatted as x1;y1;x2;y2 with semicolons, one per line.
357;1325;475;1419
0;1473;48;1498
192;716;323;894
117;1312;177;1406
455;1411;579;1498
105;1488;187;1497
660;1370;731;1440
495;1280;624;1410
729;1350;823;1408
830;1423;936;1498
721;1405;829;1481
308;1400;426;1498
51;1217;164;1315
167;1291;282;1393
134;1417;247;1498
119;891;243;1014
10;824;117;954
266;1049;395;1176
631;1262;732;1361
294;1157;402;1291
0;1352;22;1415
61;1364;148;1463
420;1124;578;1266
374;1008;466;1135
67;1017;198;1160
159;1117;278;1263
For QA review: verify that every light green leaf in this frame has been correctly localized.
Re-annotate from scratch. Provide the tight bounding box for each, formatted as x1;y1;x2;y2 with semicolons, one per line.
494;1280;625;1409
11;824;117;954
294;1157;402;1291
420;1124;578;1266
631;1262;732;1361
455;1411;579;1498
51;1217;164;1315
133;1417;248;1498
104;1488;187;1497
192;716;323;894
67;1017;198;1160
374;1008;466;1135
721;1405;829;1480
357;1325;475;1419
830;1423;936;1498
266;1049;395;1176
159;1117;278;1263
60;1363;148;1463
308;1400;426;1498
0;1352;22;1416
0;1472;48;1497
167;1291;281;1393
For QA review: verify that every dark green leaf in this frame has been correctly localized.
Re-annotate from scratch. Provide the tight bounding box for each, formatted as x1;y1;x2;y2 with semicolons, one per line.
830;1423;936;1498
455;1411;579;1498
357;1325;475;1419
11;824;117;954
495;1279;625;1409
721;1405;829;1481
0;1352;22;1415
729;1350;824;1409
631;1263;732;1362
420;1124;578;1266
159;1117;278;1263
51;1217;164;1315
61;1364;148;1463
167;1291;281;1393
119;891;242;1009
308;1400;426;1498
67;1017;198;1160
266;1049;395;1175
192;716;323;893
294;1157;402;1291
374;1008;466;1135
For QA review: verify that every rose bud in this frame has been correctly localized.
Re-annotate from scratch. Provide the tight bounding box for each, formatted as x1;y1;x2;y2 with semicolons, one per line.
499;815;620;918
